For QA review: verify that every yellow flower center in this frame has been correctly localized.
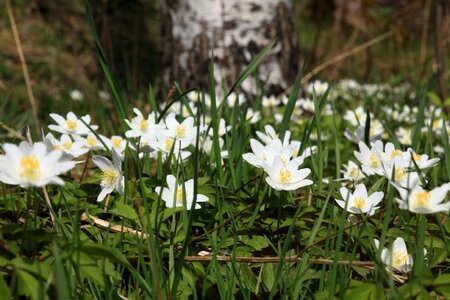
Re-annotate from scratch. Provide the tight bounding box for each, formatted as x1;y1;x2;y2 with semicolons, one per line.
369;154;380;168
349;167;359;178
412;153;422;161
390;150;403;160
414;191;430;208
278;168;292;184
164;138;174;151
139;119;149;131
293;149;299;158
66;120;78;131
112;137;123;148
353;196;366;210
86;136;98;147
19;155;41;180
62;141;72;150
392;252;408;268
101;168;117;186
54;144;63;151
261;153;267;161
175;125;187;139
176;187;184;203
393;168;406;181
432;120;440;130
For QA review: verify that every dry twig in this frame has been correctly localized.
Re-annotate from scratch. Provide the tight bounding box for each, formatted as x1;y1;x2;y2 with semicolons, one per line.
80;212;148;239
6;0;40;134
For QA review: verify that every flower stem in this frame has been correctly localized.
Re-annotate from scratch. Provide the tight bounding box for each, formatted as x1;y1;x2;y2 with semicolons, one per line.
42;186;60;233
104;194;111;212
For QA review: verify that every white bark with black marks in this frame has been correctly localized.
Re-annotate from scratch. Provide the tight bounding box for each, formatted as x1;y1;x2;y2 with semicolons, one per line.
162;0;299;96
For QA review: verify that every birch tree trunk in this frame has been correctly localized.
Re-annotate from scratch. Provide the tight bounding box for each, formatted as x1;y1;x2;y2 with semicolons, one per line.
161;0;299;96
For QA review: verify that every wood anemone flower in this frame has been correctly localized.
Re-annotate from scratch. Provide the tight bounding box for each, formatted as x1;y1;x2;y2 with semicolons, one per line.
0;141;75;187
92;148;124;202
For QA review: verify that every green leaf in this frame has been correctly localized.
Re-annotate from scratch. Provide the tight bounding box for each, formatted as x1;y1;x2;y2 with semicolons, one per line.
17;270;41;300
109;201;138;221
240;235;270;251
262;263;275;291
84;0;128;133
0;275;11;300
279;70;303;140
344;282;376;299
433;274;450;286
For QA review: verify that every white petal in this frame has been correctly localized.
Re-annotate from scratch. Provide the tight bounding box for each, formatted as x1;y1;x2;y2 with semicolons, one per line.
196;194;209;203
392;237;408;254
166;175;177;192
92;156;113;171
97;188;110;202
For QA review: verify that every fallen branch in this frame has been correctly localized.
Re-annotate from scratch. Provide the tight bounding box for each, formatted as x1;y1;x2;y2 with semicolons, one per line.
80;212;148;239
184;255;373;266
183;255;407;283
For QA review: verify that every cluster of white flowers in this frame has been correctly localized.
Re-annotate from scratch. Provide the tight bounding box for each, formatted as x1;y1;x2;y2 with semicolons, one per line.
335;137;449;273
242;125;314;191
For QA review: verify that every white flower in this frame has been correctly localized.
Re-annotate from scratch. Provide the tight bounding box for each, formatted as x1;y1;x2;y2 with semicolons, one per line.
256;125;290;146
306;80;329;97
155;174;208;209
45;133;89;158
243;139;282;169
344;124;382;144
344;106;368;127
98;90;111;101
404;148;440;170
262;95;281;108
396;127;412;145
422;118;449;134
374;238;414;273
73;134;107;151
395;180;450;214
264;155;312;191
341;160;365;182
104;135;127;158
48;112;98;136
208;118;231;137
165;114;197;147
226;92;246;107
125;108;160;140
0;141;75;187
245;108;261;124
92;149;124;202
336;183;383;215
154;130;191;161
187;91;210;105
382;159;420;189
354;141;384;176
70;89;84;102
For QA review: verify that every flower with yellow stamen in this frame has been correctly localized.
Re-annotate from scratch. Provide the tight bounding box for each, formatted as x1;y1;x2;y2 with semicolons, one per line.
155;175;208;210
92;149;124;202
395;180;450;214
0;141;75;187
265;155;312;191
49;111;98;135
374;237;415;273
336;183;384;215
